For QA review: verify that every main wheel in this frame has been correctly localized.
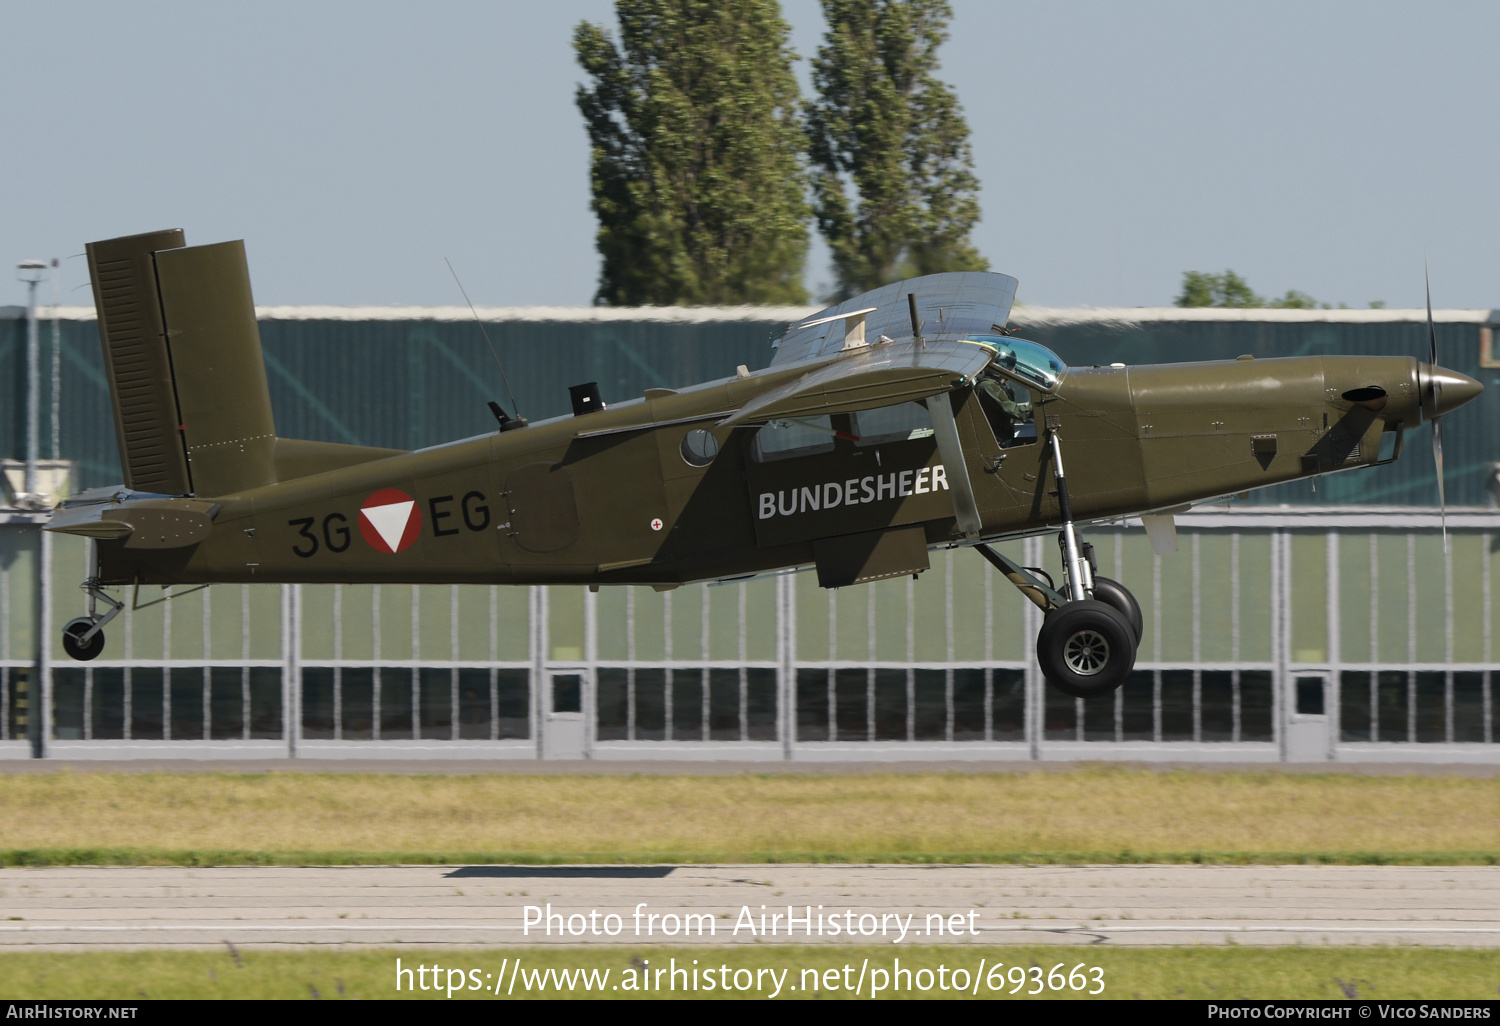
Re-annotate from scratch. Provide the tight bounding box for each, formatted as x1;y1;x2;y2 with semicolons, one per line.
61;617;105;661
1036;599;1137;699
1091;576;1143;643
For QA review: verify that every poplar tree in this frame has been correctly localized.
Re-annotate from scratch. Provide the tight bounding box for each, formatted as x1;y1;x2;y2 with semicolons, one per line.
574;0;810;306
805;0;987;299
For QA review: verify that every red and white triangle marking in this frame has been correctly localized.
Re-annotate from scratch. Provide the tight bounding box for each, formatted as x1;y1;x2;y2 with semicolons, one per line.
363;501;414;550
358;488;422;554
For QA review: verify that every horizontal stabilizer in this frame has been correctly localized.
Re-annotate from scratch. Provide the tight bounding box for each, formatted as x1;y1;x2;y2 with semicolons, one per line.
46;497;220;549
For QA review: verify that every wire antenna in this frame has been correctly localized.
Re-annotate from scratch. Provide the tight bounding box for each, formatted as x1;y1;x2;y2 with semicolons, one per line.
445;257;521;418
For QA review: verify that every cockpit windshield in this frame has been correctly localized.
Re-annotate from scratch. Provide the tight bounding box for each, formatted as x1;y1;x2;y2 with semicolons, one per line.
966;336;1066;392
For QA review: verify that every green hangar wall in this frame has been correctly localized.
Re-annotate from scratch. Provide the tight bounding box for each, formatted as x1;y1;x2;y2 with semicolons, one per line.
2;304;1499;764
2;304;1498;505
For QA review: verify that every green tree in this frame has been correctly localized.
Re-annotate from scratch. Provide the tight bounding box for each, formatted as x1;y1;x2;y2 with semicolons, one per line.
574;0;810;306
1177;271;1338;309
1267;289;1318;309
1176;270;1263;308
805;0;987;299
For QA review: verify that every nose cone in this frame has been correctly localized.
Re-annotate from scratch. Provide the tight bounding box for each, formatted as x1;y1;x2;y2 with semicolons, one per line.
1420;363;1484;419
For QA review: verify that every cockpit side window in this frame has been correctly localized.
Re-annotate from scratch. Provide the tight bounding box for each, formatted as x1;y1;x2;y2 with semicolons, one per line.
976;372;1037;448
965;336;1067;392
752;416;836;462
851;402;934;446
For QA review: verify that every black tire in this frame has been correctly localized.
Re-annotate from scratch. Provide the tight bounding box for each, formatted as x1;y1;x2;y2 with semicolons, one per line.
1036;599;1137;699
62;617;104;661
1091;576;1143;643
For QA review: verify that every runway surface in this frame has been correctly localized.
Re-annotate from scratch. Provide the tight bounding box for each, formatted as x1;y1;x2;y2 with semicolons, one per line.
1;864;1497;949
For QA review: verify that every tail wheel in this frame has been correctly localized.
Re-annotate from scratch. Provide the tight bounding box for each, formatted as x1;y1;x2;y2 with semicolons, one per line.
1037;599;1137;698
61;617;105;662
1091;576;1143;643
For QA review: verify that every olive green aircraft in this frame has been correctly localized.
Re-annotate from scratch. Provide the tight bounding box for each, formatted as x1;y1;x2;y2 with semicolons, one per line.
46;229;1483;698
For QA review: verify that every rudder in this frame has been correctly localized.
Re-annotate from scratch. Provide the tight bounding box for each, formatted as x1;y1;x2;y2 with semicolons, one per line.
87;229;193;495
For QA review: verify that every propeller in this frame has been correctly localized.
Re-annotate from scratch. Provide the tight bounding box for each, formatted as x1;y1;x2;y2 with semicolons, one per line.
1425;264;1447;550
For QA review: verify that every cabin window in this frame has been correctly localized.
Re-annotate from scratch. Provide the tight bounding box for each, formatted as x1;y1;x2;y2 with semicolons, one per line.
753;416;836;461
852;402;934;446
679;428;721;467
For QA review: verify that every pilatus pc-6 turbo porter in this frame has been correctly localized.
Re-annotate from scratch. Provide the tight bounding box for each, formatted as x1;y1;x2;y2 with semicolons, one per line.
48;229;1482;698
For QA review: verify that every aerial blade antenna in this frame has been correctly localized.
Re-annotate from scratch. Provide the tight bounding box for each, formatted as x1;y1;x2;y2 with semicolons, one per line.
446;257;522;419
1425;262;1447;550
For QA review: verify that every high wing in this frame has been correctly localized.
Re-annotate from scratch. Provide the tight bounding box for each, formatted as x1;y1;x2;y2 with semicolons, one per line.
770;270;1019;367
719;339;995;426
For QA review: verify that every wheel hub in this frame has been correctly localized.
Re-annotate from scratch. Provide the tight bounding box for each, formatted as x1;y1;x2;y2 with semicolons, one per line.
1063;628;1110;676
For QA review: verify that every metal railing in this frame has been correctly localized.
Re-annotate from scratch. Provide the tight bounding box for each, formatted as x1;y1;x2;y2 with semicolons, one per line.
2;507;1497;762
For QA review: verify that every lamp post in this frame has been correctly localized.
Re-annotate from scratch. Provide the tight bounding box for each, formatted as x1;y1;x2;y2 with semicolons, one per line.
17;260;47;507
50;257;60;462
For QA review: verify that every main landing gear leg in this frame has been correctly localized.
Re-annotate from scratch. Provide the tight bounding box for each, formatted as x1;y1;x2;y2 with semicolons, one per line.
61;577;122;662
1050;431;1094;603
975;433;1143;699
1049;430;1144;640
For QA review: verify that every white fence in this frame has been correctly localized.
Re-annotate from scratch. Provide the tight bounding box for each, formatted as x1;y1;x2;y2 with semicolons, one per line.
1;507;1496;763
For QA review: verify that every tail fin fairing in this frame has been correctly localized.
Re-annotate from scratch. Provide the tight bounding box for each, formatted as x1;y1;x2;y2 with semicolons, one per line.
153;240;277;496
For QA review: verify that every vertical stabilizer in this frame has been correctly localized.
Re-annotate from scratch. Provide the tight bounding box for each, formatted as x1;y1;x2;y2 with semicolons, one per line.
88;230;396;498
87;229;192;495
153;240;276;496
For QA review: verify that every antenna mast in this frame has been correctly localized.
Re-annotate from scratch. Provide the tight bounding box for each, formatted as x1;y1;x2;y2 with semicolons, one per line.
445;258;523;425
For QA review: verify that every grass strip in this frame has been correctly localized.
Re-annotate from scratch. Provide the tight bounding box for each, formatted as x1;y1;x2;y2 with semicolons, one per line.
0;768;1496;864
2;848;1499;867
1;946;1496;1000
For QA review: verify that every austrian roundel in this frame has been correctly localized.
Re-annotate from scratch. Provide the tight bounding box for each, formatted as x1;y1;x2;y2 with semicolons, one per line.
358;488;423;554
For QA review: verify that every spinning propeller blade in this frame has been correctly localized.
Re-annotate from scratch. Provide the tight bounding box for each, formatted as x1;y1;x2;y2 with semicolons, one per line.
1426;265;1447;550
1434;416;1446;537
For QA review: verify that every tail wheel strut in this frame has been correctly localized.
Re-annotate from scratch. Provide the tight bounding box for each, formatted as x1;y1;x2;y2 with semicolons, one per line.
61;578;122;662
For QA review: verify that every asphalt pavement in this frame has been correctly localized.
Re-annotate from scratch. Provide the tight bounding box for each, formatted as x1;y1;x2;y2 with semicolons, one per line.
1;864;1496;949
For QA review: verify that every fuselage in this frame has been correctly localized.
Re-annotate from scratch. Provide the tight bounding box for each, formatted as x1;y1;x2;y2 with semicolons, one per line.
88;344;1477;591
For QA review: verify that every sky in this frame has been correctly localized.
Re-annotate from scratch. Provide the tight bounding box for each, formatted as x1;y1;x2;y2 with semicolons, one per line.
2;1;1498;310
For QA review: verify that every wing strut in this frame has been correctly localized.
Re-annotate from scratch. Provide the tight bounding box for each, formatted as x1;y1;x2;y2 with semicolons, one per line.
925;392;982;539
